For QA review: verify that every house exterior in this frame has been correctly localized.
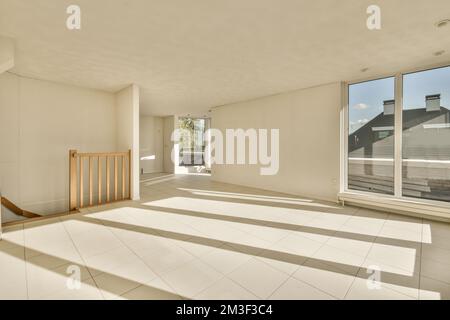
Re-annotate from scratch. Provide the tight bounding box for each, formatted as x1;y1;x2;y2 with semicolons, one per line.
348;98;450;201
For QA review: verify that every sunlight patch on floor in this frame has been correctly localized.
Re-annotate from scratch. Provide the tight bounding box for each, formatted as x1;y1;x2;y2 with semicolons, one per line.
1;174;449;299
176;188;322;205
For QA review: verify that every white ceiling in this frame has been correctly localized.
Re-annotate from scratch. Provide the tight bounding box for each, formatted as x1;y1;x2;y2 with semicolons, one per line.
1;0;450;116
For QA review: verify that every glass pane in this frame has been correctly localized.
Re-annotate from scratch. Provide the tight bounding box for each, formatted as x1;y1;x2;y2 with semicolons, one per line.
402;66;450;202
178;118;206;166
348;77;395;195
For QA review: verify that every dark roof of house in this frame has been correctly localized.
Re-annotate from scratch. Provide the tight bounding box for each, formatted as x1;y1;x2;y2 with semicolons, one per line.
349;107;450;153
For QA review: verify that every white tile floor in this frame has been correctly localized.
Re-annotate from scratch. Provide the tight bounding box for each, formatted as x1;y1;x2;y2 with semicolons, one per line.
1;174;450;300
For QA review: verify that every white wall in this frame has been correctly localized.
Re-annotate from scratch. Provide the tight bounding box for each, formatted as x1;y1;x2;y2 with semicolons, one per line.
211;82;342;202
0;72;117;214
140;116;164;174
0;36;14;74
116;84;140;200
0;38;13;231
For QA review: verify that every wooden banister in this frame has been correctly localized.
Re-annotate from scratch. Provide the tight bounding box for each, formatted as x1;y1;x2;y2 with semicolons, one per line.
1;197;41;218
77;151;130;157
69;150;132;211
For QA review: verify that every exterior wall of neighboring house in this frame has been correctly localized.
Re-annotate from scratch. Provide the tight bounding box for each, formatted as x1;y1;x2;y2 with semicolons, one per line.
348;107;450;180
403;112;450;181
348;107;450;200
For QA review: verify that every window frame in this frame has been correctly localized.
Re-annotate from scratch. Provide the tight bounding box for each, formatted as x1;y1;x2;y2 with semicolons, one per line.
341;61;450;209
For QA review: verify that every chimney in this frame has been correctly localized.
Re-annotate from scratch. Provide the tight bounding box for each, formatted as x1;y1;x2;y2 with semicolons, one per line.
426;94;441;112
383;100;395;115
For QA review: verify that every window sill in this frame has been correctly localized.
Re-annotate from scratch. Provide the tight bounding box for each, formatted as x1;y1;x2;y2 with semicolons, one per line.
338;191;450;222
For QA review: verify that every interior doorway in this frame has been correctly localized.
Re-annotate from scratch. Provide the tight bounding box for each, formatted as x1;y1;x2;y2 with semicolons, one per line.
177;117;211;174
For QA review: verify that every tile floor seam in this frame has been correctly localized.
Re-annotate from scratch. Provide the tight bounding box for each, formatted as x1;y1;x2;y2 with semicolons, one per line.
368;223;424;276
96;215;183;299
21;222;37;300
191;274;229;300
147;243;198;272
342;207;388;300
225;256;296;300
254;248;303;277
224;276;263;300
107;279;142;299
116;284;140;299
292;224;359;300
419;250;450;267
256;225;338;296
267;274;338;300
156;219;229;258
223;276;265;300
345;210;420;300
155;258;224;298
70;225;126;259
418;261;450;285
418;218;424;299
265;275;293;300
422;239;450;252
169;216;276;259
419;274;450;287
198;245;251;276
59;217;104;300
21;223;30;300
296;217;344;272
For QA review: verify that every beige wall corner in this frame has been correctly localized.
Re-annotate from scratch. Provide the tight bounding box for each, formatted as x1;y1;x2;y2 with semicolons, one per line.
116;84;140;200
0;36;14;74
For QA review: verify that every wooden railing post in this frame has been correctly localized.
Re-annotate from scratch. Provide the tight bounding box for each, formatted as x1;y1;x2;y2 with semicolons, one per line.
106;156;110;203
69;150;78;211
98;156;102;205
128;149;132;200
80;156;84;208
114;156;118;201
122;155;126;200
89;156;93;206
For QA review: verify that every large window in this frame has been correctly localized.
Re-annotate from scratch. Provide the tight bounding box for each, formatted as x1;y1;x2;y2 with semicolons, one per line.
402;67;450;202
346;65;450;204
348;77;395;195
178;118;206;166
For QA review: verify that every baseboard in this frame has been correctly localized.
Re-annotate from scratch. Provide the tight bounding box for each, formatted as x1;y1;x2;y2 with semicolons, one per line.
339;191;450;223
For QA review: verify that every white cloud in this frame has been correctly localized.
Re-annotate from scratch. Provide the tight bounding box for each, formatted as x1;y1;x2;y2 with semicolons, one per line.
353;103;369;110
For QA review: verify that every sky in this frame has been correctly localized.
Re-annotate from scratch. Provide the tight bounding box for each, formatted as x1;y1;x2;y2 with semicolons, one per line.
349;66;450;134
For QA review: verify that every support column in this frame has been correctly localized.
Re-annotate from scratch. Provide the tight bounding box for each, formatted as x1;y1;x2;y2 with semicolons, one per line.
116;84;140;200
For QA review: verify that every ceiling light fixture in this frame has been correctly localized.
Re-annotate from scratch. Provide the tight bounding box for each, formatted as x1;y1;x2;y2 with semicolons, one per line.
361;67;369;73
434;50;446;56
436;19;450;28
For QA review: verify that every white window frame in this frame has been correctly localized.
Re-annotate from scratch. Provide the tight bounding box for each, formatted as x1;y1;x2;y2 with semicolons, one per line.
340;62;450;221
